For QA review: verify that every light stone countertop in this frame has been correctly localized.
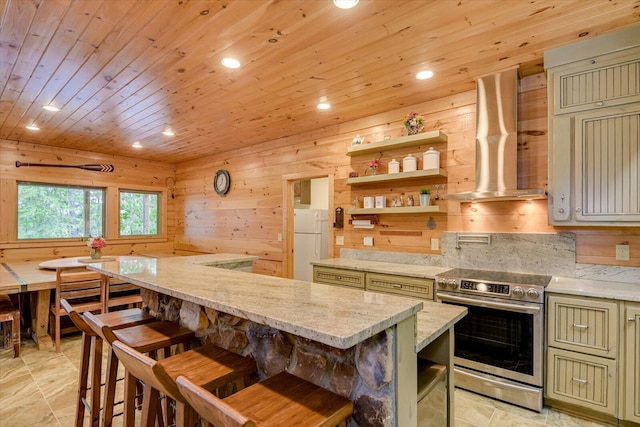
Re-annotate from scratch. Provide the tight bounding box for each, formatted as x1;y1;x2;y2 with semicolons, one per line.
547;276;640;302
89;254;424;349
311;258;449;279
416;303;467;353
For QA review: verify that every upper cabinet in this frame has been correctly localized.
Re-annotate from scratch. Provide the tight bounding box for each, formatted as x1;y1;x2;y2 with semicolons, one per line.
545;26;640;226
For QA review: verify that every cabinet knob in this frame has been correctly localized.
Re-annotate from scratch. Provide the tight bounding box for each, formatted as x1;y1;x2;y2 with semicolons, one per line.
558;208;565;214
596;101;604;106
590;59;596;64
576;208;582;213
630;317;637;322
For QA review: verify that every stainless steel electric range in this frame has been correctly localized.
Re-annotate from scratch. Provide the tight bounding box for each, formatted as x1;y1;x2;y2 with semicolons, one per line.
435;268;551;412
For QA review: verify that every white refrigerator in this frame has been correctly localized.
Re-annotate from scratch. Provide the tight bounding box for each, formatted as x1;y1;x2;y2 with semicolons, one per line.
293;209;329;282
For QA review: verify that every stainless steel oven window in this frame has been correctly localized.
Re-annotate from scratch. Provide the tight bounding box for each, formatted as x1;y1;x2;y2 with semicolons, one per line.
438;294;543;386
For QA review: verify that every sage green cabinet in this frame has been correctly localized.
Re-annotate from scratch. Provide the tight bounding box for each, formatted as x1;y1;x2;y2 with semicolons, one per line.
623;302;640;424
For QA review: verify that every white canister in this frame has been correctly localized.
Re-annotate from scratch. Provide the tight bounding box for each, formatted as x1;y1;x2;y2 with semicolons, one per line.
403;154;417;172
422;147;440;170
375;196;386;208
363;196;374;209
388;159;400;174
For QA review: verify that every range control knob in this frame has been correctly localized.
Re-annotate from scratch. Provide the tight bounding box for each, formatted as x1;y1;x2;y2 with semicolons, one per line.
512;287;525;298
447;279;458;290
527;288;540;299
437;278;448;288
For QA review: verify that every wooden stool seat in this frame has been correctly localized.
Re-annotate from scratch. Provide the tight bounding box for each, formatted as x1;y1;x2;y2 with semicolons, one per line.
61;300;156;427
177;371;353;427
0;295;20;358
83;312;196;427
112;339;257;427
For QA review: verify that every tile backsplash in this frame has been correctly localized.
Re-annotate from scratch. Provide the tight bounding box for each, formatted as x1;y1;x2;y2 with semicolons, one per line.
341;232;639;285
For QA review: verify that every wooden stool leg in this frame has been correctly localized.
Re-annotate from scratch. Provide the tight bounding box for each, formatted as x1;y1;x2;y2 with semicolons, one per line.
75;332;92;427
140;385;159;427
89;336;102;427
101;348;119;427
123;371;137;427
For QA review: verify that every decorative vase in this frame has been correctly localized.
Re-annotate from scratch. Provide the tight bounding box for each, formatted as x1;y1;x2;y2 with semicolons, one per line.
419;194;431;206
372;168;377;175
90;248;102;259
406;125;419;135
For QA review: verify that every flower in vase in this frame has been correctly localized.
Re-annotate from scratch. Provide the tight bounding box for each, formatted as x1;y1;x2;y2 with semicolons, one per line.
365;158;381;175
86;237;107;249
403;112;425;135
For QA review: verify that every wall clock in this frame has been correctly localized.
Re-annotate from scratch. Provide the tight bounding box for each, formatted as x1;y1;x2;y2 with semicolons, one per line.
214;169;231;195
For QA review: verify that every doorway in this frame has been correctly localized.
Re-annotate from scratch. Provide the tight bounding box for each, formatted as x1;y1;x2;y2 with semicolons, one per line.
283;172;334;279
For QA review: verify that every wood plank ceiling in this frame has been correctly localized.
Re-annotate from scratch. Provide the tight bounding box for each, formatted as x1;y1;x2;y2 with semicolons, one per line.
1;0;639;164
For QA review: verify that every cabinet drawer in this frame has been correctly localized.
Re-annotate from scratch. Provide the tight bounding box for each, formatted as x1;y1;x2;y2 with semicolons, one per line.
547;295;618;358
546;347;617;416
366;273;434;300
552;48;640;115
312;266;365;289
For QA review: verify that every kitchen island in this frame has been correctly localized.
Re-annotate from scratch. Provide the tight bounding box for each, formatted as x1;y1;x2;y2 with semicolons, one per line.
89;255;465;426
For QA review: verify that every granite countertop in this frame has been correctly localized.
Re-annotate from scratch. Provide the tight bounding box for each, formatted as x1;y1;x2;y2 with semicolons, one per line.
416;302;467;353
547;276;640;302
89;254;424;350
311;258;448;279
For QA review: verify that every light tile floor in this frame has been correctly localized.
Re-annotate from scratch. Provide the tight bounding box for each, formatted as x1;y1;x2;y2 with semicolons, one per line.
0;333;613;426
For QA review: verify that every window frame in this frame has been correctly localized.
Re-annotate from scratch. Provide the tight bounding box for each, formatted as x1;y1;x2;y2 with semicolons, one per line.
15;181;106;241
118;189;162;238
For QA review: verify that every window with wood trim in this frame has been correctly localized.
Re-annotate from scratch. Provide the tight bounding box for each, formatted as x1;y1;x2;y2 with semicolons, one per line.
17;182;105;239
119;190;159;236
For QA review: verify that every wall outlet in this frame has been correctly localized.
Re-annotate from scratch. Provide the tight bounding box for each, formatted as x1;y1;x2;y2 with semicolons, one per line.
616;244;630;261
363;236;374;246
430;238;439;251
277;233;282;242
336;235;344;246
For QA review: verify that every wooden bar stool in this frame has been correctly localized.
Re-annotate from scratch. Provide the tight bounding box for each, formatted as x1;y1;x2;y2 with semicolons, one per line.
0;294;20;358
176;370;353;427
60;299;156;427
83;312;197;427
111;339;257;427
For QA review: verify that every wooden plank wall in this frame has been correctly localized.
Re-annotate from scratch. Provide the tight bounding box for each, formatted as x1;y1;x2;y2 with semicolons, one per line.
0;140;177;262
174;73;638;275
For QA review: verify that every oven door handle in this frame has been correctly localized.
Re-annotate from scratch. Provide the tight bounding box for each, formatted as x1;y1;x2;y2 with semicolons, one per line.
438;294;542;314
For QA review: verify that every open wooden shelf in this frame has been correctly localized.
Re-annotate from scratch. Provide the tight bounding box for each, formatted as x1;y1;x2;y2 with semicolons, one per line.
346;168;447;185
346;131;448;157
347;205;446;215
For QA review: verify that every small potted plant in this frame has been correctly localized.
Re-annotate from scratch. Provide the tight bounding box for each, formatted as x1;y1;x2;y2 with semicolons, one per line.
419;188;431;206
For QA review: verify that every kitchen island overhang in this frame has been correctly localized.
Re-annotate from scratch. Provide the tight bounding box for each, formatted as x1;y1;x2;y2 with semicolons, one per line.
89;255;427;426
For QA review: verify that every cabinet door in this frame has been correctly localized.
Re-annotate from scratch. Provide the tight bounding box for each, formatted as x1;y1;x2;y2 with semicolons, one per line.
624;303;640;423
574;104;640;223
552;48;640;115
366;273;434;300
312;266;365;289
547;295;618;358
547;347;617;416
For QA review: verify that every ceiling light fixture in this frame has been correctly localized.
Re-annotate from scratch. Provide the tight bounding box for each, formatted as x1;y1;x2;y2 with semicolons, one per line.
333;0;359;9
221;58;241;69
132;142;142;149
26;124;40;131
416;70;434;80
317;103;331;110
42;105;60;112
162;130;175;136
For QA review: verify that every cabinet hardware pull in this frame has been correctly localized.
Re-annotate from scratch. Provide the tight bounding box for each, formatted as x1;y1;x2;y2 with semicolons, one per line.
392;284;402;288
572;324;589;330
596;101;604;106
572;377;588;384
629;317;636;322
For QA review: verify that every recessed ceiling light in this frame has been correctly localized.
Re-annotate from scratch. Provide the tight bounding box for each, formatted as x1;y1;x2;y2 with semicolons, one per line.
333;0;359;9
132;142;142;149
26;124;40;131
317;103;331;110
416;70;434;80
162;130;175;136
221;58;241;69
42;105;60;112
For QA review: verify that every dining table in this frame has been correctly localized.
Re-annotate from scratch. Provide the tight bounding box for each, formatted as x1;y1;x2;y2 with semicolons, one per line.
0;256;125;349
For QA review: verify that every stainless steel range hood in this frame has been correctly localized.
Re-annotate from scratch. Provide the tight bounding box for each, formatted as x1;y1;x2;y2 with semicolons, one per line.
446;68;546;202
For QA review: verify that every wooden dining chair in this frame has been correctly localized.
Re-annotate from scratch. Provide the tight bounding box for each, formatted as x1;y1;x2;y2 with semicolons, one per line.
0;294;20;358
50;266;105;352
